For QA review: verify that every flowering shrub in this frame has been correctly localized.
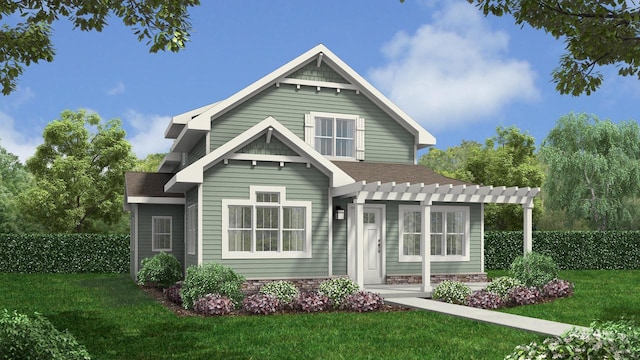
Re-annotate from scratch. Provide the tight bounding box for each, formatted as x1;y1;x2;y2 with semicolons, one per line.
505;320;640;360
342;291;384;312
507;286;543;306
164;283;183;305
486;276;523;299
259;281;299;306
242;294;281;315
180;263;245;309
465;290;504;309
0;309;91;360
318;278;359;308
431;280;472;305
193;294;234;316
137;252;183;288
293;291;330;313
510;252;559;288
542;278;574;299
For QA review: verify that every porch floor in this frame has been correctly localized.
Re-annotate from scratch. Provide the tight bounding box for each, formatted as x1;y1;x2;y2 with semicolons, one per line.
365;282;489;299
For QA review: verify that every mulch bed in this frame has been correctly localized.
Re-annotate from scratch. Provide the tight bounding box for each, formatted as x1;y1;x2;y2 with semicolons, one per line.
140;286;413;317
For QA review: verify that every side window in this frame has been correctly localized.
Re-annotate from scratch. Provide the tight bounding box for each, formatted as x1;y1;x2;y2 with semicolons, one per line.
152;216;172;251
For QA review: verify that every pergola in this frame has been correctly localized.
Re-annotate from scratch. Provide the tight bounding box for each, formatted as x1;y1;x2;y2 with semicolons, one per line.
331;181;541;290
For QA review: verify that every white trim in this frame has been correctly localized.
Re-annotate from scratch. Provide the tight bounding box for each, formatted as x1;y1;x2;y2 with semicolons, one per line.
226;153;306;163
205;132;211;154
165;101;219;139
133;204;139;277
165;116;355;193
398;205;471;263
277;78;358;92
480;203;485;273
197;184;203;266
305;111;364;161
151;216;172;252
175;45;435;151
328;194;333;277
221;186;312;259
127;196;185;205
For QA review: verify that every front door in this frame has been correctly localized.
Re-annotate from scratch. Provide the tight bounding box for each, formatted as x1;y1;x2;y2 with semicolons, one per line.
363;207;383;284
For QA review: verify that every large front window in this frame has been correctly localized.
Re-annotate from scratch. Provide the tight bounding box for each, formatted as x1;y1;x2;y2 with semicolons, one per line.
222;186;312;259
398;205;470;262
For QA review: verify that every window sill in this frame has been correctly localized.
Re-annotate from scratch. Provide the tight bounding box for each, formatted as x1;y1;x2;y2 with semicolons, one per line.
222;251;312;260
398;255;470;263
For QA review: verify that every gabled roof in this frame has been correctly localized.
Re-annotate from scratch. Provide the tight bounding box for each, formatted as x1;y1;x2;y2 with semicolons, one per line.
165;116;355;193
169;44;436;152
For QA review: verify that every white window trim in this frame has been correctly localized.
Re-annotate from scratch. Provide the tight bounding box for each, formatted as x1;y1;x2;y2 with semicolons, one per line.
186;203;197;255
305;111;364;161
221;186;312;259
151;216;172;252
398;205;470;262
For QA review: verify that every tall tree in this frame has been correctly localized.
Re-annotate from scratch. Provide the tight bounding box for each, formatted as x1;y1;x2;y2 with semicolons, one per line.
0;0;200;95
134;153;166;172
0;140;39;233
540;113;640;230
420;126;544;230
20;109;137;233
467;0;640;96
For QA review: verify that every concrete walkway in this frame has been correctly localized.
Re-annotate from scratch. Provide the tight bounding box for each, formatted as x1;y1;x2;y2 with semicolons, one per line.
385;297;589;336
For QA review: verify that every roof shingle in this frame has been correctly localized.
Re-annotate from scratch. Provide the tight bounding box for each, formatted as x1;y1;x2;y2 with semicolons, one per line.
125;172;184;198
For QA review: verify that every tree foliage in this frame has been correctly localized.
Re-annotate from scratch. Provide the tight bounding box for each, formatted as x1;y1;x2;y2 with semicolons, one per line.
540;113;640;230
467;0;640;96
0;0;200;95
133;153;166;172
421;126;544;230
0;141;39;233
20;109;137;233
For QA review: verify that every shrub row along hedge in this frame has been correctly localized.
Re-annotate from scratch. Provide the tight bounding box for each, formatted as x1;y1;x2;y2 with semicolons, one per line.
486;231;640;270
0;234;129;273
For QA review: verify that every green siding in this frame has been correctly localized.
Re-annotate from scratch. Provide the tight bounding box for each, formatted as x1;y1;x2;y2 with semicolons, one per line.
185;188;199;269
136;204;185;273
185;136;206;168
287;61;349;83
202;160;330;278
331;198;349;276
384;202;483;275
237;134;297;156
210;84;415;163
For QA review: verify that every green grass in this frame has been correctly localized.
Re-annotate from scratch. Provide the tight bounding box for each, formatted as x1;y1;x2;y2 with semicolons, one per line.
487;270;640;327
0;273;540;360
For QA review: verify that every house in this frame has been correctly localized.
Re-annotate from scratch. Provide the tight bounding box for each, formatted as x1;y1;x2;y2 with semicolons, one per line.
124;44;539;291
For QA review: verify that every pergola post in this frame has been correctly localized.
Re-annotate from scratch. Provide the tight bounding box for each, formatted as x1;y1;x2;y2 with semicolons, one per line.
523;200;533;254
420;198;432;292
354;197;365;288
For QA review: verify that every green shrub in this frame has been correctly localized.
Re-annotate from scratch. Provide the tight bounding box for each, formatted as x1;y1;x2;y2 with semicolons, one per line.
505;320;640;359
259;280;299;305
180;263;245;309
0;309;91;360
510;252;559;288
137;252;182;288
431;280;472;305
0;233;129;273
486;276;523;299
318;278;359;308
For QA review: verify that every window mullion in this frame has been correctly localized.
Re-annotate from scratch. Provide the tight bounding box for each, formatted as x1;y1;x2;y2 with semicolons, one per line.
278;205;283;253
251;206;256;253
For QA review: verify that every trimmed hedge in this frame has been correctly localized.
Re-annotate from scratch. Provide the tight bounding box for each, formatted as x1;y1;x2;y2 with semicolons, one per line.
486;231;640;270
0;234;129;273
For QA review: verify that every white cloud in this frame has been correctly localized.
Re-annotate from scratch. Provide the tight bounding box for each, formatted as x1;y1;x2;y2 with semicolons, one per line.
369;0;539;130
124;110;173;158
107;82;125;96
0;111;42;163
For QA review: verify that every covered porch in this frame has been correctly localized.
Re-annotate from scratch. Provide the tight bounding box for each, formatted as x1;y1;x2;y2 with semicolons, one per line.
331;180;540;291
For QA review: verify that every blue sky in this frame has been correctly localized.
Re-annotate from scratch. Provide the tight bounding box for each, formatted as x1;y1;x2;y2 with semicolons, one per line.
1;0;639;163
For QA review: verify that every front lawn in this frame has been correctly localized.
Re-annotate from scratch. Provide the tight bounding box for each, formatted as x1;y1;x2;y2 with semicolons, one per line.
1;273;539;360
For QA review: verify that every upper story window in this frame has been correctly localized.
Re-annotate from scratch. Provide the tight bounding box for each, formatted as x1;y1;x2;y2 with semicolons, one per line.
222;186;312;259
305;112;364;160
398;205;470;262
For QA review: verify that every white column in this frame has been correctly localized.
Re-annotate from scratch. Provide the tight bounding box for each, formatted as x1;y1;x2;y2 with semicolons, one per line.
354;197;365;288
420;199;432;292
523;200;533;254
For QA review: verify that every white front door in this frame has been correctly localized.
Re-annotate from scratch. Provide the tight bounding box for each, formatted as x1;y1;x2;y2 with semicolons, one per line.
363;207;383;284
